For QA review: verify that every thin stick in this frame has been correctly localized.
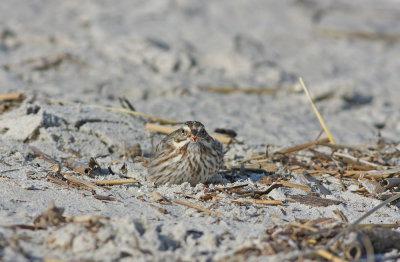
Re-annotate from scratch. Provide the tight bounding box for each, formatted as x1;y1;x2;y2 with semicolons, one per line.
0;93;24;101
239;199;282;205
63;176;102;191
149;204;167;214
145;123;232;144
47;175;75;188
279;181;312;193
325;193;400;249
315;249;347;262
93;194;117;201
299;77;336;145
333;152;381;169
277;137;330;154
173;199;222;216
239;137;330;163
94;178;138;186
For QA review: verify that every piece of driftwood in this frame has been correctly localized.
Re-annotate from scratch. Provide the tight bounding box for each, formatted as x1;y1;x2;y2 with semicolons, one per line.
288;194;341;207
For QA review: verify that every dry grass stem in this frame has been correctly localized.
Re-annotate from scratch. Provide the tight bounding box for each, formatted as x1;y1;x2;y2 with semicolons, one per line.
63;175;102;191
145;122;232;144
277;137;330;154
299;77;336;145
173;199;223;216
94;178;138;186
315;249;347;262
239;199;282;205
333;152;381;169
46;175;74;188
149;204;167;214
0;93;24;101
279;181;312;193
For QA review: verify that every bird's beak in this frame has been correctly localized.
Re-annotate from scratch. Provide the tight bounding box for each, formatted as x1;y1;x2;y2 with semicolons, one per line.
190;130;198;142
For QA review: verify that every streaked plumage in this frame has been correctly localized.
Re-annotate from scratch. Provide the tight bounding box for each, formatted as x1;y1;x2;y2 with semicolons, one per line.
148;121;223;186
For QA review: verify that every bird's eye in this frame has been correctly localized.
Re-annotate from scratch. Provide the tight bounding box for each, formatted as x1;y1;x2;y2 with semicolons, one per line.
181;129;185;134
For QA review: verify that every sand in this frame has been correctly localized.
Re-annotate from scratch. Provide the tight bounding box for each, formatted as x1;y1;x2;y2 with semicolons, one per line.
1;0;400;261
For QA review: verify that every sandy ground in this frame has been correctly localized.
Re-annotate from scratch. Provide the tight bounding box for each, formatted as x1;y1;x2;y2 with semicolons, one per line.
1;0;400;261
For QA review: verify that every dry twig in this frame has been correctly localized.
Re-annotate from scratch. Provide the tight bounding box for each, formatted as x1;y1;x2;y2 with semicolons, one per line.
94;178;138;186
0;93;24;101
315;249;347;262
173;199;222;216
